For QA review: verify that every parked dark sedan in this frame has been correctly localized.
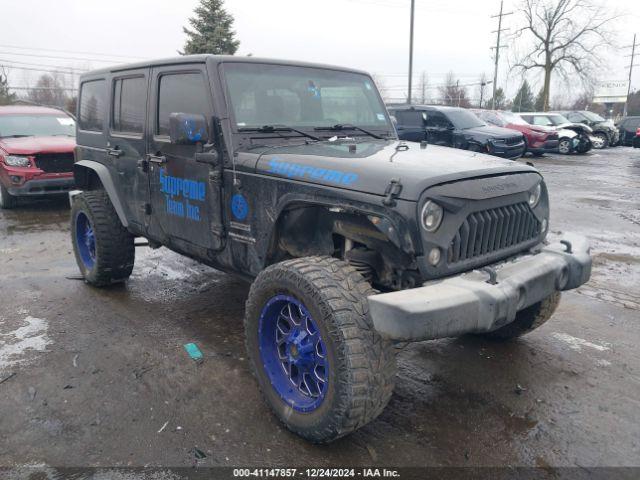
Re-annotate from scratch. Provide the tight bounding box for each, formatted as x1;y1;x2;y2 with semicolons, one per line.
388;105;525;159
617;116;640;146
555;110;619;148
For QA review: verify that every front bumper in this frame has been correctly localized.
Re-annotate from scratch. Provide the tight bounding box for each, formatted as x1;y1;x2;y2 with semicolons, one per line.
368;234;591;341
6;177;75;196
529;139;559;154
489;141;526;159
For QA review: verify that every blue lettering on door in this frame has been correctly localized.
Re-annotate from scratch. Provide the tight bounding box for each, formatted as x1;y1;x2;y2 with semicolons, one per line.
159;168;205;221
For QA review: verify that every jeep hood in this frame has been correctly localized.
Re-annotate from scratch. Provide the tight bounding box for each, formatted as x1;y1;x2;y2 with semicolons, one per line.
250;140;538;201
0;136;76;155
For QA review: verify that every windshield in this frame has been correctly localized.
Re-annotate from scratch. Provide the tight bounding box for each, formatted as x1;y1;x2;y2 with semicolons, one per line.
222;63;392;132
445;109;486;129
0;114;75;138
582;111;605;122
501;111;528;125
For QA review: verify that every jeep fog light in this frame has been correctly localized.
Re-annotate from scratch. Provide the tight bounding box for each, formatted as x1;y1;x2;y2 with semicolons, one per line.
529;183;542;208
4;155;30;167
541;218;548;233
421;200;444;232
428;247;441;266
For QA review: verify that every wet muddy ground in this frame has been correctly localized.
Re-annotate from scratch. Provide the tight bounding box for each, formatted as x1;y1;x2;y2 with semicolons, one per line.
1;147;639;468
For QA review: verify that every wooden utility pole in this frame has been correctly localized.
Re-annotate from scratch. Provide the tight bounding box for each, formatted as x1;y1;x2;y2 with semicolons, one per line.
490;0;512;110
623;34;639;117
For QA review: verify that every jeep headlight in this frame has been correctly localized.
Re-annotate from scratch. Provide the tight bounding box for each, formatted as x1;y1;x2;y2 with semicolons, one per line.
421;200;444;232
529;183;542;208
4;155;31;167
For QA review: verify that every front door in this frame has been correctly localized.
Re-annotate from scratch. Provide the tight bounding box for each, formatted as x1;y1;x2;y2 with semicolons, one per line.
146;64;222;250
425;111;454;146
107;69;150;230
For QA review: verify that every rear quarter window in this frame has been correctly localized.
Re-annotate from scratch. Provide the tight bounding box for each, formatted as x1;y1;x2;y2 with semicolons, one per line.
112;76;146;134
79;79;106;131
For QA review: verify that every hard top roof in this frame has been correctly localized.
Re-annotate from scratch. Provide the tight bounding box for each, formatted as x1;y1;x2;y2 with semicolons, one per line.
80;54;371;78
0;105;71;116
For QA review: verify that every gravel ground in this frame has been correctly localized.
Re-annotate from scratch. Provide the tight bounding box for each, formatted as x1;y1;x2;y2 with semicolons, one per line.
0;146;639;471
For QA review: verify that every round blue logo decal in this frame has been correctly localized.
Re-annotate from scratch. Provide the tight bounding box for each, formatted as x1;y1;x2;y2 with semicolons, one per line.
231;194;249;221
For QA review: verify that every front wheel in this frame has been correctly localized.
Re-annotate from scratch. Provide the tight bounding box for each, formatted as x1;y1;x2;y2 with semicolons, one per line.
558;138;572;154
244;256;396;443
71;190;135;286
591;132;609;149
0;183;17;209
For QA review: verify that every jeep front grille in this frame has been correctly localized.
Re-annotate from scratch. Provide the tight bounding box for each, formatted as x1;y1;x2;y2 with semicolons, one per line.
505;136;523;146
448;203;540;264
34;153;74;173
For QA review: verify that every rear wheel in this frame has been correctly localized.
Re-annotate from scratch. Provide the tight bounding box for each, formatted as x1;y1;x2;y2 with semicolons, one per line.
479;292;561;340
0;183;17;209
244;256;396;443
71;190;135;286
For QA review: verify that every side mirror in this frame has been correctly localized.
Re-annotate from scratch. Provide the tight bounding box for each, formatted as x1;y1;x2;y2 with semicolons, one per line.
169;113;209;145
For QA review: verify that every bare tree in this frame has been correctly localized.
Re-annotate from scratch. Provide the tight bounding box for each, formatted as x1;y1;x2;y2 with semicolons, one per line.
438;72;470;108
371;74;390;102
512;0;618;111
477;73;490;109
25;74;72;108
0;66;16;105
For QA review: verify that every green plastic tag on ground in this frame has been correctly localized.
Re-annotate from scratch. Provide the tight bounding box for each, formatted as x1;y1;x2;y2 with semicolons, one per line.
184;343;203;361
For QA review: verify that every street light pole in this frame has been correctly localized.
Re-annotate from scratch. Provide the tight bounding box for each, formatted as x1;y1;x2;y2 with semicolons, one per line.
407;0;415;104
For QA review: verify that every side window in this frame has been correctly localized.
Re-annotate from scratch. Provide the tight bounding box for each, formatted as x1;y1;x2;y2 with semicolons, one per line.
567;113;583;122
157;72;209;136
532;116;551;126
396;111;423;127
425;111;451;128
112;76;146;134
79;80;106;131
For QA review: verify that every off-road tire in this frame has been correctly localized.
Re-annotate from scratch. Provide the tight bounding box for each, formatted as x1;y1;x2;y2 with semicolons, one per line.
481;292;561;340
0;183;16;209
244;256;396;443
71;190;135;286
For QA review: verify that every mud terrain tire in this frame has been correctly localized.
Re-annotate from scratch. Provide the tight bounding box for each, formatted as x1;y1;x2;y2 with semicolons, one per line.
71;190;135;287
0;183;16;209
244;256;396;443
481;292;561;340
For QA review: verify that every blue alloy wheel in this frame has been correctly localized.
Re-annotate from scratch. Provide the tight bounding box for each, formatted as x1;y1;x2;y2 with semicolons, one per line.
258;295;329;412
76;212;96;269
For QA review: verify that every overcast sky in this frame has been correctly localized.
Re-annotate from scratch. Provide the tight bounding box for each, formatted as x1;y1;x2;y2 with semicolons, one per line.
1;0;637;103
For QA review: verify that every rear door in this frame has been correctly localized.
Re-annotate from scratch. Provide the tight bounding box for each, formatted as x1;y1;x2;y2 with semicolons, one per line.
146;64;222;250
107;70;149;230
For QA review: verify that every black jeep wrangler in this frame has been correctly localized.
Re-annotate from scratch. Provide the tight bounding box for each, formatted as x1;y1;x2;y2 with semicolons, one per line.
71;55;591;443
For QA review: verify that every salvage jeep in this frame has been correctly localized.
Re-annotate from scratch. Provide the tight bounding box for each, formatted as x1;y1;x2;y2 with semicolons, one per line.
71;55;592;443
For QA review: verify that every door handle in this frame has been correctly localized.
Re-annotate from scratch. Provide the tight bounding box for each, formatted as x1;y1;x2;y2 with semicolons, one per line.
107;147;123;158
147;154;167;164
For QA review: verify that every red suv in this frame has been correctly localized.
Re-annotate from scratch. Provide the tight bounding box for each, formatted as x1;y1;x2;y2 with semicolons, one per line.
473;109;559;157
0;106;76;209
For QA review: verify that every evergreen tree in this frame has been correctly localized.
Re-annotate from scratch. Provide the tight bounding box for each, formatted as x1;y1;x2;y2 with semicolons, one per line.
182;0;240;55
511;81;534;112
0;69;16;105
488;88;507;110
534;88;545;111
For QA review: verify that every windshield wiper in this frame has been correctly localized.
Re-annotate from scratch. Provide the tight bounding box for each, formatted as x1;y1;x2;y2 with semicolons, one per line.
239;124;321;142
314;124;384;140
1;134;33;138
